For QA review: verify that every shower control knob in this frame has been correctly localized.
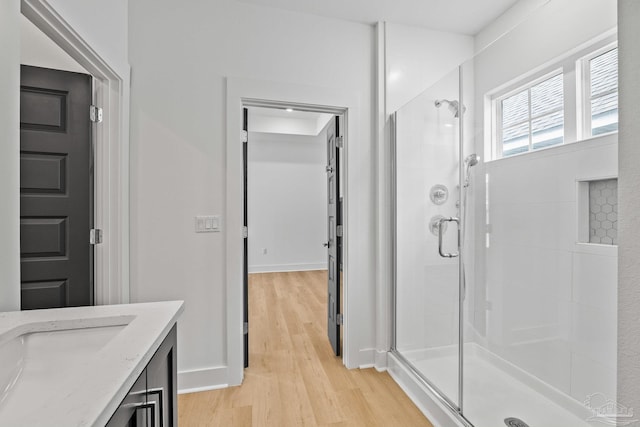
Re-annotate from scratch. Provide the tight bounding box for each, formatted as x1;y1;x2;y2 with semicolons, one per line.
430;184;449;205
429;215;448;236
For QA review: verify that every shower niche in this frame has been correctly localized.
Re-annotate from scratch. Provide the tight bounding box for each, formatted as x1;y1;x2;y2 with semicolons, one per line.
578;177;618;245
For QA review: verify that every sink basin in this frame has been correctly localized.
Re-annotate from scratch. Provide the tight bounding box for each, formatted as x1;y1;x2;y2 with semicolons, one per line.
0;320;131;411
0;302;183;426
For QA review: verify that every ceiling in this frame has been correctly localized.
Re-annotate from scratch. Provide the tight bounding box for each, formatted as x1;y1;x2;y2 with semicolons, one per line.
248;107;333;136
234;0;521;35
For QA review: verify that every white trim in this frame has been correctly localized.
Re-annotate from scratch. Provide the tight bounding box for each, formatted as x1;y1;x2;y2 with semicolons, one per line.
580;42;618;139
178;367;229;394
358;348;376;368
21;0;130;305
248;263;327;274
375;21;392;372
375;349;388;371
226;77;364;386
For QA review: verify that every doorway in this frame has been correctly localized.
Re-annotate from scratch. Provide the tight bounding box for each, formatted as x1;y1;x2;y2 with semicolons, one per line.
242;103;346;368
19;1;131;306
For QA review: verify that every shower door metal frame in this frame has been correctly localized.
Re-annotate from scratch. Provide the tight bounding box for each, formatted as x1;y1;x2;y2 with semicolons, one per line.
390;66;474;427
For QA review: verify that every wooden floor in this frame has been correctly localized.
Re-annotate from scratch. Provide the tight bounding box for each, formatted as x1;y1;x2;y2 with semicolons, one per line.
178;270;433;426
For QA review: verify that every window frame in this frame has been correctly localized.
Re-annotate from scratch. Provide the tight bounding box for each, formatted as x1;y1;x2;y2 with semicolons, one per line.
488;34;618;161
494;69;565;158
578;42;619;139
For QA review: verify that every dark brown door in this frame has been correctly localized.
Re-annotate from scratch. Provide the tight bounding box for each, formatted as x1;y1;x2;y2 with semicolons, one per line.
326;116;341;356
20;65;93;310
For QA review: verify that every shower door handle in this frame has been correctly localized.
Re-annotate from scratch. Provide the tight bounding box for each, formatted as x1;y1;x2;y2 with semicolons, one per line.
438;217;460;258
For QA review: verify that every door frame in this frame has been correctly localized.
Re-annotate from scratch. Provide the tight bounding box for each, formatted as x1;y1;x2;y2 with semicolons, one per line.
21;0;130;305
226;77;359;385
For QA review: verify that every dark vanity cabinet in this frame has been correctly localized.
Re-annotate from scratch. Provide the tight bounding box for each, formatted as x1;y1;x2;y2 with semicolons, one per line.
106;325;177;427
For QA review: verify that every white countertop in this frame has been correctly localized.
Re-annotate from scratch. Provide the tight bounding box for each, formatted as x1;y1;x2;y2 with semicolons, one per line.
0;301;184;426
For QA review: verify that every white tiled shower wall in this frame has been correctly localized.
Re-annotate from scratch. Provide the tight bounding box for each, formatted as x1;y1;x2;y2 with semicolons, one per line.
477;134;618;403
395;69;463;353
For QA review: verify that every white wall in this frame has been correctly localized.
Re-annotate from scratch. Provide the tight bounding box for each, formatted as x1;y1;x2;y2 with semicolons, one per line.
469;0;618;405
617;0;640;415
248;131;327;273
45;0;129;77
385;23;474;114
0;0;21;312
128;0;375;389
20;14;87;73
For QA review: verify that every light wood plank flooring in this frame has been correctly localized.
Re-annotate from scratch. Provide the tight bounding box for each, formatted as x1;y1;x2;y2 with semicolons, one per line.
178;270;433;426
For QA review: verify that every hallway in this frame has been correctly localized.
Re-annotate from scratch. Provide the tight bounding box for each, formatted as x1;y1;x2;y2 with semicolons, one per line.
178;270;433;426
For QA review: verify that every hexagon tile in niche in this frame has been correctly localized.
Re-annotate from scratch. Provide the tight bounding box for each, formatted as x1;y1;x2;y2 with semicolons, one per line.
589;178;618;245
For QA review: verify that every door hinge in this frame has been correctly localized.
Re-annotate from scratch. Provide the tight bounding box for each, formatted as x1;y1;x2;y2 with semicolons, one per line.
242;226;248;238
336;136;344;148
336;225;343;237
90;105;103;123
243;322;248;334
241;130;248;143
337;313;344;326
89;229;103;245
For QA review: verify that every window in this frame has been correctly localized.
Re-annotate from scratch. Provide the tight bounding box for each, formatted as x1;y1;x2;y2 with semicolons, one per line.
499;73;564;157
490;38;618;160
587;47;618;136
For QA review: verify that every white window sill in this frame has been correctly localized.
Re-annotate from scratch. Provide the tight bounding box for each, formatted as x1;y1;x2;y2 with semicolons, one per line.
487;132;617;164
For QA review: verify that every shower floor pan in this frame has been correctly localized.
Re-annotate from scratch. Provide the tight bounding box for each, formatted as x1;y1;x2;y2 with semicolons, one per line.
402;344;599;427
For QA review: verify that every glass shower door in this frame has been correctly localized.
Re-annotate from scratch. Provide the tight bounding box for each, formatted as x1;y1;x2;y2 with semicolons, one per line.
393;67;463;410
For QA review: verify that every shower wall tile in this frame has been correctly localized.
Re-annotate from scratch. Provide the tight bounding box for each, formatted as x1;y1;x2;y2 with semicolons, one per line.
572;252;618;311
570;302;617;369
481;136;618;407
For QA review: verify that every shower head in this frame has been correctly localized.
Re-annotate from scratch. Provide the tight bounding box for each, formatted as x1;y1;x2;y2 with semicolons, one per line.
465;153;479;167
463;153;479;188
434;99;466;118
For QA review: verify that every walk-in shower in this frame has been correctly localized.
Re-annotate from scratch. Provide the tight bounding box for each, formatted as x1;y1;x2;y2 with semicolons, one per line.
390;1;618;426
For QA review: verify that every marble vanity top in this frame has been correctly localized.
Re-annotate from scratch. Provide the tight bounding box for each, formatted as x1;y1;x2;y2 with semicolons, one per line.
0;301;184;426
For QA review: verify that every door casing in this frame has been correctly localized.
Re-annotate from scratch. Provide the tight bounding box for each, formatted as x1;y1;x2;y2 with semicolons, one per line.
226;77;363;386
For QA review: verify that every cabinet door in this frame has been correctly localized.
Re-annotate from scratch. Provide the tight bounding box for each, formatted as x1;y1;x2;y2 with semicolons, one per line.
106;370;148;427
146;325;177;427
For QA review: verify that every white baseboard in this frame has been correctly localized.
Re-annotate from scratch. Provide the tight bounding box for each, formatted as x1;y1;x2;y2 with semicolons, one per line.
375;349;388;371
248;263;327;273
178;366;229;394
357;348;376;368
